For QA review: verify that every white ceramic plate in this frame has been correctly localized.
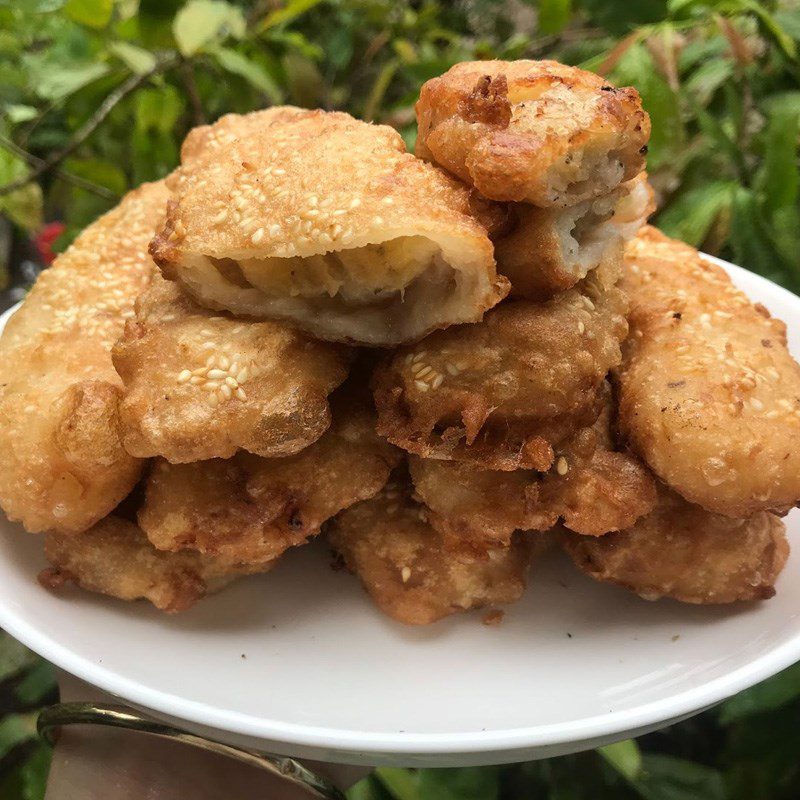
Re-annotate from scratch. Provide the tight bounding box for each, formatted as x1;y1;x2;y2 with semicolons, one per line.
0;256;799;768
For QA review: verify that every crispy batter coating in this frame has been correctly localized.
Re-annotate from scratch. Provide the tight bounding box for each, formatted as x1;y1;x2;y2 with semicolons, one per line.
113;271;351;462
494;173;653;300
0;181;168;534
410;396;656;553
152;108;508;346
415;60;649;205
562;484;789;604
138;390;400;564
40;517;272;613
618;227;800;517
328;478;536;624
373;270;628;470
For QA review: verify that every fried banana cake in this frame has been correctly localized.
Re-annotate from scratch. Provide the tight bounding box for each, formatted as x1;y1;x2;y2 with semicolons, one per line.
151;107;508;346
415;60;649;206
113;272;351;462
618;226;800;517
0;181;168;534
328;476;538;625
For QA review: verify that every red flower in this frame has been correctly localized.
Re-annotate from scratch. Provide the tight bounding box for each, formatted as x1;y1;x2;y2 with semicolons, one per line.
34;221;66;265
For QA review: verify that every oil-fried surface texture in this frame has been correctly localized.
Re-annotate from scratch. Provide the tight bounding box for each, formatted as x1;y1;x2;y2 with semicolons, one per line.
373;269;628;471
328;479;535;625
113;272;351;462
618;226;800;517
410;398;656;553
416;60;649;205
151;107;508;346
40;517;272;613
562;485;789;604
0;181;168;534
139;392;400;564
494;173;653;300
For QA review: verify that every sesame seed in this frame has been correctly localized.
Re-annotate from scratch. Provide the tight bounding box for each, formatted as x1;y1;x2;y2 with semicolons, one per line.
414;380;430;392
220;384;233;400
251;228;265;244
401;566;411;583
577;321;585;334
556;457;569;475
225;376;238;389
207;369;227;380
177;370;192;384
431;374;444;389
236;387;247;401
416;366;433;379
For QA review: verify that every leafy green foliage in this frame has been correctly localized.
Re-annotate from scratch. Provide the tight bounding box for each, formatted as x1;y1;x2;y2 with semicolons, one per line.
0;0;798;289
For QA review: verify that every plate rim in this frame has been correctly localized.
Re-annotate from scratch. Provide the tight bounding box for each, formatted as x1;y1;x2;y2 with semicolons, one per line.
1;254;800;758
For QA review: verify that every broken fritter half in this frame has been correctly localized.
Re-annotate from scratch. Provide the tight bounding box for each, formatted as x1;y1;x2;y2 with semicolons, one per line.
328;476;539;625
138;386;401;565
618;226;800;518
151;107;508;346
562;483;789;604
40;516;274;613
415;60;650;206
0;181;168;534
373;268;628;471
113;271;351;462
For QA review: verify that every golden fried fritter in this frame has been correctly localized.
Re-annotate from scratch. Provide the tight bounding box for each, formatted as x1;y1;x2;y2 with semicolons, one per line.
493;173;653;300
0;181;168;534
40;517;272;613
138;390;400;564
328;478;536;625
152;108;508;346
415;60;649;206
410;398;656;553
373;270;628;471
618;227;800;517
113;272;351;462
562;484;789;604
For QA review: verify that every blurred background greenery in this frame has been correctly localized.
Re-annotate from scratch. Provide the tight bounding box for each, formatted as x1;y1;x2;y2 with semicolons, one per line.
1;0;799;797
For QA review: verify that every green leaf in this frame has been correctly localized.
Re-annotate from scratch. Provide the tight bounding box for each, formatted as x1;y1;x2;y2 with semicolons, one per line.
213;48;282;103
4;105;38;124
417;768;500;800
632;755;725;800
14;660;56;706
719;662;800;724
63;0;113;29
597;739;643;782
259;0;325;31
135;86;185;135
374;768;418;800
108;41;157;75
62;157;128;195
0;149;42;231
741;0;797;60
657;181;735;247
684;57;733;107
0;712;37;760
0;633;38;683
538;0;572;35
282;51;324;107
172;0;246;56
33;61;111;102
0;742;52;800
757;106;799;217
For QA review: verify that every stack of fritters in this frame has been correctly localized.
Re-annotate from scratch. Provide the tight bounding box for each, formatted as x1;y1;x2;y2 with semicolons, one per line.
2;59;799;625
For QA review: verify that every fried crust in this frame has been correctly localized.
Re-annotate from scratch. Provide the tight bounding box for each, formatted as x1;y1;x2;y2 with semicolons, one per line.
618;226;800;517
410;396;656;553
40;517;272;613
416;60;649;205
373;270;628;470
151;108;508;346
138;390;400;565
0;181;169;534
562;484;789;604
113;271;351;462
328;477;536;625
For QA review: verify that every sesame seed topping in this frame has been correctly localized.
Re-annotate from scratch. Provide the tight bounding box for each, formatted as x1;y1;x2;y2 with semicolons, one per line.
556;457;569;475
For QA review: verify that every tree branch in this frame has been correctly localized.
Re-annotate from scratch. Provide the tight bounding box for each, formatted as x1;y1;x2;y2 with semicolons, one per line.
0;53;179;198
0;136;120;200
